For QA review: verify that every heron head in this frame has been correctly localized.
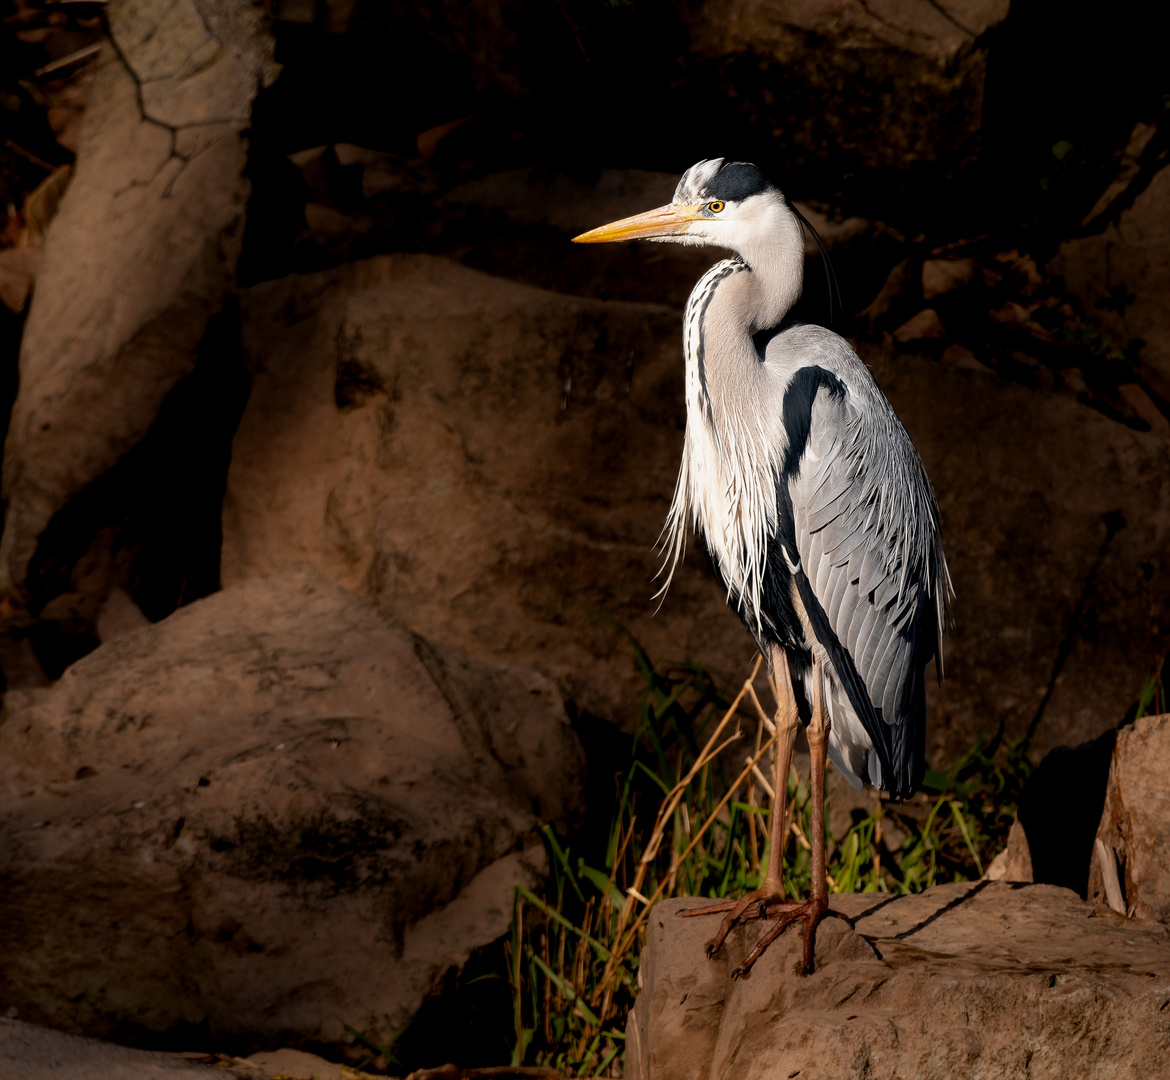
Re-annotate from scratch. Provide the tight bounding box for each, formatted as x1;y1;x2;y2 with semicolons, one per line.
571;158;791;252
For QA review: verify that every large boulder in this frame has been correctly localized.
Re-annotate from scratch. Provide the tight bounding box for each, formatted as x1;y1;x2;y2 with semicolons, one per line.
0;0;273;609
688;0;1011;172
0;567;583;1048
1088;712;1170;923
402;1;1007;182
628;884;1170;1079
693;0;1011;66
221;253;760;725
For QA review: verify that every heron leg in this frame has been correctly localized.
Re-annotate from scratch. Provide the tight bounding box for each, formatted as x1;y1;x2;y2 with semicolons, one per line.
682;651;848;977
762;644;801;895
781;654;851;976
679;645;799;954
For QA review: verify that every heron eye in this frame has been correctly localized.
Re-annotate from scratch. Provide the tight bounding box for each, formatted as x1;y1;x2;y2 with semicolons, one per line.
708;201;725;213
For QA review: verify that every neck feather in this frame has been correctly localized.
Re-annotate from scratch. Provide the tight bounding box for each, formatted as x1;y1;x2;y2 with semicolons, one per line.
656;203;807;617
737;205;805;330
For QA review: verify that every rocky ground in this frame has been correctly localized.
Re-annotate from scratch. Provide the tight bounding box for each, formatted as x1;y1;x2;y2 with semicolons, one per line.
1;0;1169;1076
631;885;1170;1079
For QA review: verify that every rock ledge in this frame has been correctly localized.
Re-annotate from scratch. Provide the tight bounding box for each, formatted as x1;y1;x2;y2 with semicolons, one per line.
628;883;1170;1079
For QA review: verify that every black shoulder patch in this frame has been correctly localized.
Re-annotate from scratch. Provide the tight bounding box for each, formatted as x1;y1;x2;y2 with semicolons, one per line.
706;161;770;203
780;365;846;477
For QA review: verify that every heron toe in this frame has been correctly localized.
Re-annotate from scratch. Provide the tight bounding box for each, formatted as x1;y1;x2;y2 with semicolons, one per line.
681;885;791;963
685;893;851;977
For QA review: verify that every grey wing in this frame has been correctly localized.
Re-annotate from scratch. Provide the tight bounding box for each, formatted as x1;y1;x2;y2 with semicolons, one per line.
787;381;944;797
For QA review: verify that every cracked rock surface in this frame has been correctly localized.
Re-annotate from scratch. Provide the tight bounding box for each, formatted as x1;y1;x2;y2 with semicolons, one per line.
0;566;583;1047
0;0;273;607
628;885;1170;1080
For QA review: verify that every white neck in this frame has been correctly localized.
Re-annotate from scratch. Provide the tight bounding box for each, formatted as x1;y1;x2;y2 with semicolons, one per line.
735;201;805;332
657;196;808;620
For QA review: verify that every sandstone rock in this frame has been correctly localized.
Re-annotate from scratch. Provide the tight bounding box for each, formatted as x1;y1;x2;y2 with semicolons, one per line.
21;165;74;246
892;307;946;342
1053;163;1170;403
0;1017;255;1080
0;567;584;1048
939;342;985;372
984;817;1033;882
859;258;911;330
243;1048;350;1079
0;246;40;314
922;256;978;300
694;0;1010;69
221;253;761;727
1118;382;1169;434
1088;713;1170;923
1081;122;1159;229
419;1;1005;177
688;0;1010;173
95;586;151;644
0;0;273;608
628;884;1170;1079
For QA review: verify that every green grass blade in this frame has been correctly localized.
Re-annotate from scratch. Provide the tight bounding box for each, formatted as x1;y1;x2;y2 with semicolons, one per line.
531;955;600;1026
515;885;618;964
577;862;626;906
543;825;585;903
948;798;984;876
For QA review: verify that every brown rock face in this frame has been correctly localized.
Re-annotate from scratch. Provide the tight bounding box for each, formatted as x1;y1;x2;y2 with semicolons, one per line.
693;0;1011;68
0;0;273;607
628;885;1170;1079
0;568;583;1047
984;816;1033;882
1089;713;1170;924
1054;162;1170;404
687;0;1010;173
221;253;760;725
417;1;1006;179
0;1017;256;1080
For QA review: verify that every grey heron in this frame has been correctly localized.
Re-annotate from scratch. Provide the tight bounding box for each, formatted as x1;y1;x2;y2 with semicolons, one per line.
573;159;950;976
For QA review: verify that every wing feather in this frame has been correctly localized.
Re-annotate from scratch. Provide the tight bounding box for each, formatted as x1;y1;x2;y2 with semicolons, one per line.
830;519;869;564
824;558;854;627
784;367;946;797
857;545;887;599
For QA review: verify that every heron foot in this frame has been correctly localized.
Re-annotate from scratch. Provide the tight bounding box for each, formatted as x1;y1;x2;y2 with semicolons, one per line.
682;891;850;977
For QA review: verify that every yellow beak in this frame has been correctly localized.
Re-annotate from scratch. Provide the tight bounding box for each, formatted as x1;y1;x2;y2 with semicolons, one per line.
571;203;704;244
